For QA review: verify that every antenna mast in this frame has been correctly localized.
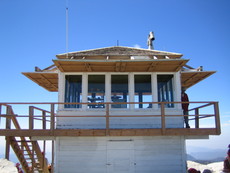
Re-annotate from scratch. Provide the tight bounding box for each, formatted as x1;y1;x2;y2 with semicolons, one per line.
66;0;69;58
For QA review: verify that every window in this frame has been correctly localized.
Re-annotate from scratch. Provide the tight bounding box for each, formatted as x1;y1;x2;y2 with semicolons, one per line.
111;75;129;108
88;75;105;108
134;75;152;108
157;75;174;108
65;75;82;108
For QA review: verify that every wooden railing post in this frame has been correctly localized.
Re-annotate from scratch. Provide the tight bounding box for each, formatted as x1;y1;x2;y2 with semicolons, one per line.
0;104;2;123
5;105;12;160
51;140;55;173
214;102;221;134
29;106;34;130
50;104;55;131
161;103;166;135
42;111;46;130
106;103;110;136
195;108;199;128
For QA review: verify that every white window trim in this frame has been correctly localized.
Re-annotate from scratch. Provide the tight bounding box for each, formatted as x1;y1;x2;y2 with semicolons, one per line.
60;72;179;110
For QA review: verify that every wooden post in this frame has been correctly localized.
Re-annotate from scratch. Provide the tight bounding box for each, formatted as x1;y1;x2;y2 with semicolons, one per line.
106;103;110;136
0;104;2;123
5;137;10;160
31;141;35;172
50;104;55;132
214;102;221;134
42;111;46;130
51;140;55;173
43;140;46;170
5;106;12;160
29;106;34;130
6;106;12;129
195;108;199;128
161;103;166;135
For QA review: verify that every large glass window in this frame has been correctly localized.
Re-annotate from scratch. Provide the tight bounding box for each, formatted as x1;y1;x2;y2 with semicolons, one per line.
134;75;152;108
111;75;129;108
65;75;82;108
88;75;105;108
157;75;174;108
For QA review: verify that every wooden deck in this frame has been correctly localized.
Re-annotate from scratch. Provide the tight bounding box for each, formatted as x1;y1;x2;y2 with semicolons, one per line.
0;101;221;173
0;128;220;137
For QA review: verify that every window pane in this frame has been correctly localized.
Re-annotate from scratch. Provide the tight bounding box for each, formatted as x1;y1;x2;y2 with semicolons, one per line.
88;75;105;108
65;75;82;108
111;75;128;108
157;75;174;108
134;75;152;108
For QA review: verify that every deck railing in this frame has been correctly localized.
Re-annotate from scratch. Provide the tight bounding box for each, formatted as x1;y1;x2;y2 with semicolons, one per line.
0;101;221;136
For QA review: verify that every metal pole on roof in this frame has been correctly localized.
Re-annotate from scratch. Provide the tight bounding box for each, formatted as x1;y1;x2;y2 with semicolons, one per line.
66;0;69;59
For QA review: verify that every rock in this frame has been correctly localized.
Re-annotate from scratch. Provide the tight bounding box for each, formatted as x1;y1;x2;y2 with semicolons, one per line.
187;160;223;173
0;158;17;173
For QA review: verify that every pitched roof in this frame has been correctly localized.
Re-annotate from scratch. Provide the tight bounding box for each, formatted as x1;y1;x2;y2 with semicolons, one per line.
22;46;215;92
56;46;183;59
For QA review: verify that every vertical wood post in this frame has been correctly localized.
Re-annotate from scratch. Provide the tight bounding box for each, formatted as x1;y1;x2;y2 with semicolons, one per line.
0;104;2;123
50;104;55;131
6;106;12;129
5;137;10;160
42;111;46;130
31;141;35;172
214;102;221;134
51;140;55;173
5;105;12;160
161;103;166;135
106;103;110;136
195;108;199;128
43;140;46;170
29;106;34;130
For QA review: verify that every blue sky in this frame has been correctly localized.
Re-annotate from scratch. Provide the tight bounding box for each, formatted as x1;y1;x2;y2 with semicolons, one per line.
0;0;230;152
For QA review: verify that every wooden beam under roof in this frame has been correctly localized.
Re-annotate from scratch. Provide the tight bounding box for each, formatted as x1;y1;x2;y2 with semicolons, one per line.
84;63;92;71
147;62;157;71
53;59;189;72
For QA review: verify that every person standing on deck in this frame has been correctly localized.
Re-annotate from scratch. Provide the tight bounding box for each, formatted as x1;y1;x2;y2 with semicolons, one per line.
223;146;230;172
181;87;190;128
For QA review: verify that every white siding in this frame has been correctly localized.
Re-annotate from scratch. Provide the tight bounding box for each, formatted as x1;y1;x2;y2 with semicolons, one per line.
55;136;186;173
56;109;184;129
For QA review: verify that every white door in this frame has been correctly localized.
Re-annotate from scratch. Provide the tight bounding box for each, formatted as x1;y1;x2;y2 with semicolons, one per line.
107;140;134;173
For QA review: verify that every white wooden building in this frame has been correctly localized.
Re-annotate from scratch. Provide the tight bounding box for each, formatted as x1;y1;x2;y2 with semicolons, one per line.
1;46;221;173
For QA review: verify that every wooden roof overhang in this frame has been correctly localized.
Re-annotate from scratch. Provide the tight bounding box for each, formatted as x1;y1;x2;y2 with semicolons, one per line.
181;71;216;88
22;72;58;92
21;61;215;92
53;59;189;73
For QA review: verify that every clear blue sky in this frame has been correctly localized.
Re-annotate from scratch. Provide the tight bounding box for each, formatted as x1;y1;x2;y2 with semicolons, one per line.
0;0;229;151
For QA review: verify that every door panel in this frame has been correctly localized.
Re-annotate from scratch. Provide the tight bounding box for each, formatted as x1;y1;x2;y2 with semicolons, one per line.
107;140;134;173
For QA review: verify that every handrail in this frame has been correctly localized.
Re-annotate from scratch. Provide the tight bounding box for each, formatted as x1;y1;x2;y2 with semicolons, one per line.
0;101;221;136
0;104;50;173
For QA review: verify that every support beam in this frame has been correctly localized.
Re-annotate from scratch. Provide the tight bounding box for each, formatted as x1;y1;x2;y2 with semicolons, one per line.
85;63;92;71
0;128;219;137
147;62;157;71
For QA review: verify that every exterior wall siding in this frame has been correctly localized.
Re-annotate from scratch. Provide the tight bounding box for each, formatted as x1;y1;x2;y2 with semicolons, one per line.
56;109;184;129
55;136;186;173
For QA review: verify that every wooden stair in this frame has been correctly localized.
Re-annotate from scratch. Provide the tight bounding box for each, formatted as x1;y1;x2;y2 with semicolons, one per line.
6;105;49;173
